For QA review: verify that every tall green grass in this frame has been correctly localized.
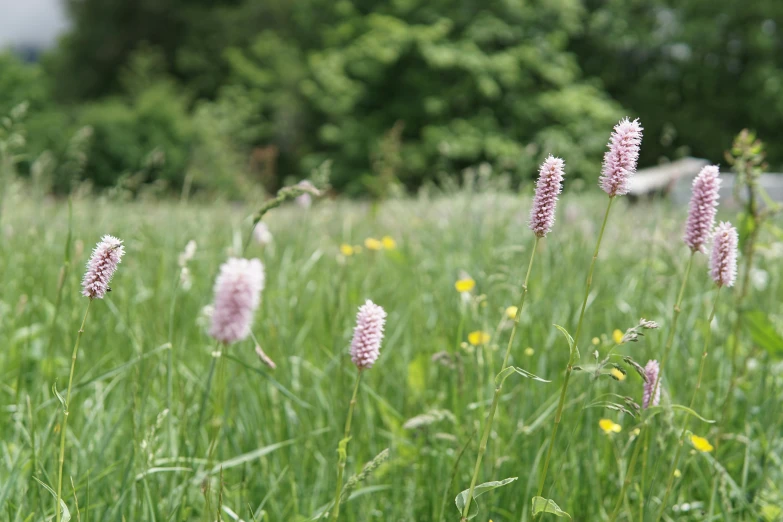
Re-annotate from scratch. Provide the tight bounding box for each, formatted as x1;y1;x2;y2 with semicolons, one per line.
0;190;781;521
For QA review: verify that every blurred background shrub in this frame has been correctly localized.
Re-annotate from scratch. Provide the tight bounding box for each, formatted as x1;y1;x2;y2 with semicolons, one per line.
1;0;781;197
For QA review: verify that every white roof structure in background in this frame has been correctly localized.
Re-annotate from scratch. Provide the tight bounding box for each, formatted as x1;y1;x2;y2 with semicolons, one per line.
0;0;68;50
630;156;783;206
629;157;709;197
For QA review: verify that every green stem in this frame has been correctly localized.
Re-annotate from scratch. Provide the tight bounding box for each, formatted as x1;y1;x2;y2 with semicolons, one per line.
330;371;363;522
639;423;650;521
536;196;614;500
655;252;695;390
656;287;721;522
633;251;694;511
207;347;228;462
608;425;644;522
439;429;475;522
710;198;760;514
56;299;92;522
460;237;539;520
47;199;74;365
243;184;319;255
452;311;465;418
167;271;181;455
721;216;758;417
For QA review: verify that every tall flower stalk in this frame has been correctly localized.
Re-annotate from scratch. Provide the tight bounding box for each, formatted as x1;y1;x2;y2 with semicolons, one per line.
660;165;721;378
656;222;737;521
460;156;564;520
56;235;124;522
330;300;386;522
201;257;265;459
611;165;721;520
720;132;775;416
536;118;642;501
710;133;775;515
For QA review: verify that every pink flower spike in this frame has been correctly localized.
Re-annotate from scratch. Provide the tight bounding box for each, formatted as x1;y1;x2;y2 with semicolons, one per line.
209;258;265;344
600;118;643;197
81;235;124;299
710;222;738;288
643;360;661;409
684;166;721;253
350;300;387;370
529;155;565;238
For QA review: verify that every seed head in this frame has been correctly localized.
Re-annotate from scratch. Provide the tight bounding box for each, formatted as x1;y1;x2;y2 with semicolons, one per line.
684;166;721;253
642;360;661;409
81;235;124;299
178;240;197;267
600;118;643;197
529;155;565;237
209;258;265;344
709;222;738;287
350;300;387;370
295;180;316;208
639;318;659;329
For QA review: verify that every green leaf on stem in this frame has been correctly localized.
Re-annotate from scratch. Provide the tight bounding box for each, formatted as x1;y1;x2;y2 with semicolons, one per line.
494;366;550;386
586;401;636;417
337;436;352;459
34;476;71;522
455;477;517;520
531;496;571;519
52;382;67;412
645;404;715;423
554;324;579;365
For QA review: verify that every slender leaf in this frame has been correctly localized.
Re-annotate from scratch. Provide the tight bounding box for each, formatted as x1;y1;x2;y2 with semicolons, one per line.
225;353;312;409
494;366;548;386
531;496;571;519
554;324;579;365
645;404;715;423
455;477;517;520
34;477;71;522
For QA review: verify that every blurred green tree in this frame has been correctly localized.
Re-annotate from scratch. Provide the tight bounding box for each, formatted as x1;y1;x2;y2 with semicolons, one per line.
220;0;622;193
30;0;783;195
575;0;783;166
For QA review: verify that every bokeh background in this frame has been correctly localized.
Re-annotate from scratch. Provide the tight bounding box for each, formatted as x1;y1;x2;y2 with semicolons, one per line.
2;0;782;197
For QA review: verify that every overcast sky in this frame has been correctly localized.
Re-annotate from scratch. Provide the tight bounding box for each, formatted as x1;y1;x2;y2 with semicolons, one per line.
0;0;69;49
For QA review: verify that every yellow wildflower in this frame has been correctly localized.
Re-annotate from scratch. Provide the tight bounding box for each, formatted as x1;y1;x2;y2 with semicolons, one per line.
674;469;682;478
599;419;622;434
592;337;600;345
340;244;355;256
524;347;534;356
612;329;624;344
690;434;714;452
506;306;518;319
364;238;382;251
610;368;626;381
381;236;397;250
631;428;641;437
455;278;476;293
468;331;491;346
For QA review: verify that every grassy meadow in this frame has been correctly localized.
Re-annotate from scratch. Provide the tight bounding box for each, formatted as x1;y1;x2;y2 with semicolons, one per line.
1;188;781;521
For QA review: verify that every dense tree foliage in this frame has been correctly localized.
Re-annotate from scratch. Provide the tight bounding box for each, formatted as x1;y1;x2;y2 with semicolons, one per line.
1;0;781;196
575;0;783;169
